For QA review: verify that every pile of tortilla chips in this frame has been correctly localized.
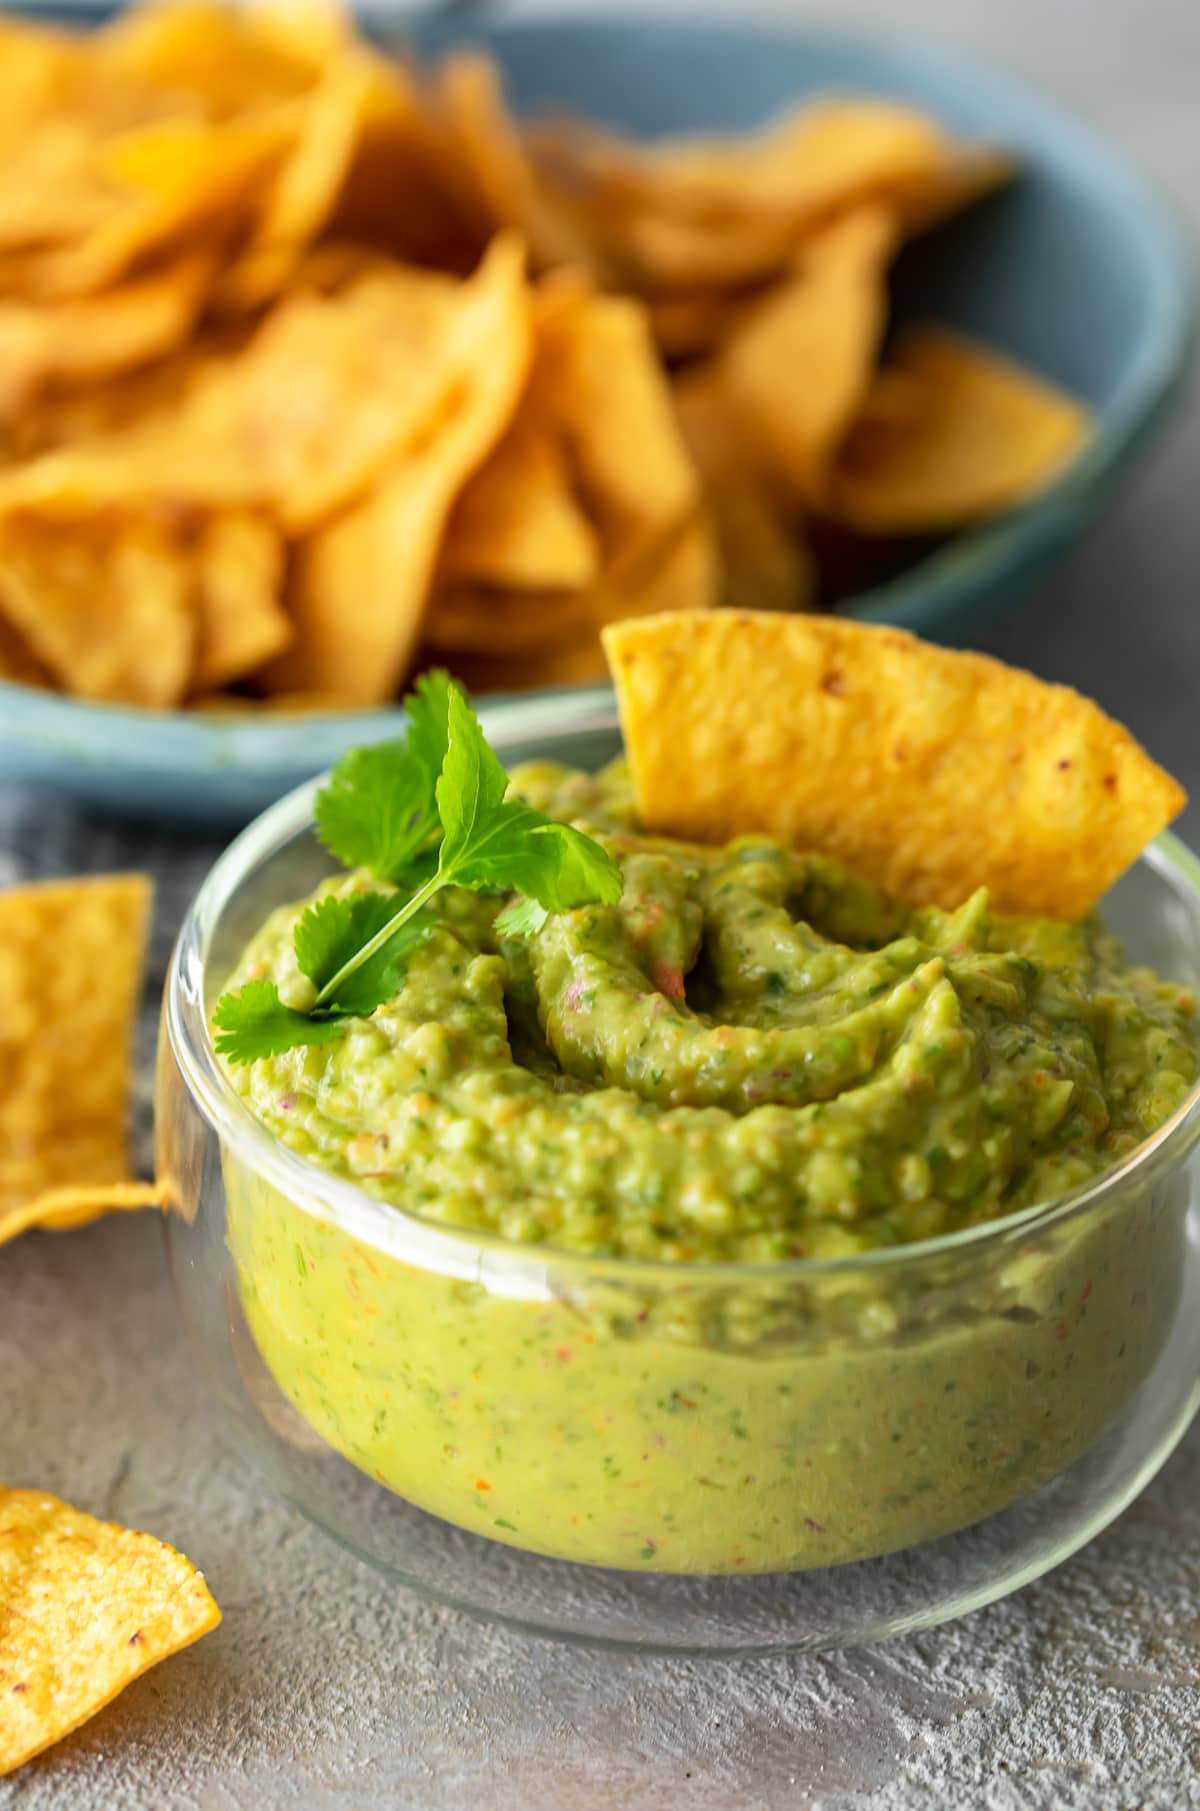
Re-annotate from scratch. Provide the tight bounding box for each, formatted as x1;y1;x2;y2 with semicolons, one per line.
0;1;1088;710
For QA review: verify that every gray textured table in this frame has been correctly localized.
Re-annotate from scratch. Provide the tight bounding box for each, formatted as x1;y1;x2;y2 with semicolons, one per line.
3;1;1200;1806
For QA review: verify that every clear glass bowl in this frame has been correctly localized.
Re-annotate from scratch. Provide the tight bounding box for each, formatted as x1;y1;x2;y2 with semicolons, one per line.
157;691;1200;1653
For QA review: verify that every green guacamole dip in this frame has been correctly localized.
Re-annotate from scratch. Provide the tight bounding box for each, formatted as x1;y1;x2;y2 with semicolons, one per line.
221;761;1197;1572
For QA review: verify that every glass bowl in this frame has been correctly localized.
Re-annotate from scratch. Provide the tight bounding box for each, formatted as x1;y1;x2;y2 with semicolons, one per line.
156;694;1200;1654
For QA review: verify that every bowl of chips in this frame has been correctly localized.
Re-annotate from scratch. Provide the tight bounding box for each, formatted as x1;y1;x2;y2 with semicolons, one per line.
0;2;1192;825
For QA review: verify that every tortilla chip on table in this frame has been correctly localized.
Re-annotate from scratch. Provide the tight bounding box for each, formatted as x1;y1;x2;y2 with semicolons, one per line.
0;872;161;1246
0;1487;219;1777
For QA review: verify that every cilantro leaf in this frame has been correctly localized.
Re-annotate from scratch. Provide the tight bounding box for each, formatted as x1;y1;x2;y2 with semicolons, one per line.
212;980;349;1065
312;672;455;883
294;891;432;1016
493;896;549;937
436;688;622;912
314;741;437;882
215;677;622;1065
403;669;453;791
321;914;433;1016
294;893;401;991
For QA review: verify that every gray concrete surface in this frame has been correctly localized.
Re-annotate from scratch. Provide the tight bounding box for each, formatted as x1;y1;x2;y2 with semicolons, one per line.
4;0;1200;1804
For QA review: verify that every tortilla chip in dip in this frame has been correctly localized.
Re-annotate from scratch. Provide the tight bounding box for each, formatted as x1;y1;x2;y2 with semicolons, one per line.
603;611;1185;918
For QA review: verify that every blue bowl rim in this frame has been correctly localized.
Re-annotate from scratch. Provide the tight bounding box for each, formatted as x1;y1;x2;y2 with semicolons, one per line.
0;5;1194;772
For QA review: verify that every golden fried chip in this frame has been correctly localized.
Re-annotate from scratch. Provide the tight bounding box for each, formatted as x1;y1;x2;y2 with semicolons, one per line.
3;1181;164;1243
531;99;948;294
546;98;947;219
325;61;481;274
191;511;290;691
673;366;814;613
890;146;1014;236
0;252;212;423
435;506;711;653
706;483;815;614
0;1487;219;1776
28;112;292;300
830;326;1090;531
440;409;598;592
96;0;318;115
0;873;152;1241
438;52;599;274
719;207;895;505
535;290;703;558
268;232;532;704
603;611;1185;918
0;119;119;254
204;258;476;531
214;47;377;312
426;584;592;657
0;510;192;707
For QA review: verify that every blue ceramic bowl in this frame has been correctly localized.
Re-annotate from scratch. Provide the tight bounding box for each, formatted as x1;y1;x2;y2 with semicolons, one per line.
0;9;1193;826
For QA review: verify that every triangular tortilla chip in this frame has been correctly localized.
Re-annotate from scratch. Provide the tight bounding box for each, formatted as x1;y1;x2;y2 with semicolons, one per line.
603;612;1185;918
0;1487;219;1776
830;326;1089;531
0;509;192;708
0;873;155;1242
267;232;532;704
719;206;895;505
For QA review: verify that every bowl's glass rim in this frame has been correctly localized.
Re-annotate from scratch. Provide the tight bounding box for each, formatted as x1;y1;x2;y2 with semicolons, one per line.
163;691;1200;1289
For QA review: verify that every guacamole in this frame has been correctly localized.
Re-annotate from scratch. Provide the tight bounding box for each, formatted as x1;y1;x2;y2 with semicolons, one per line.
220;761;1197;1572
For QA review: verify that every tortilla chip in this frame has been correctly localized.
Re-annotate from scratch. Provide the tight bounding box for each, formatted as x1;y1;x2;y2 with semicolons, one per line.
673;366;814;613
0;510;192;707
191;511;290;691
603;611;1185;918
0;253;213;424
719;207;895;505
0;116;118;255
535;290;702;559
429;508;713;663
891;146;1014;236
437;51;599;274
28;112;292;301
0;874;153;1242
96;0;316;112
531;99;949;295
830;326;1089;532
214;47;377;313
0;1486;219;1776
439;409;599;592
325;61;480;274
3;1181;164;1243
204;258;478;532
545;98;948;220
267;232;531;703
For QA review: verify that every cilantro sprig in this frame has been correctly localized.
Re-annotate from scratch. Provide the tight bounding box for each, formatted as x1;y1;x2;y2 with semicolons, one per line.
213;676;622;1065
